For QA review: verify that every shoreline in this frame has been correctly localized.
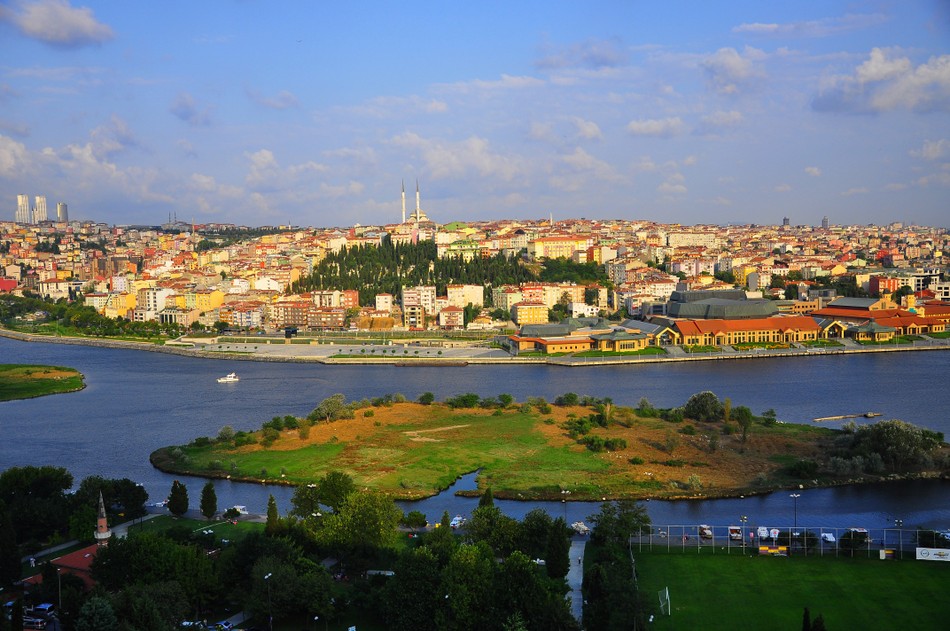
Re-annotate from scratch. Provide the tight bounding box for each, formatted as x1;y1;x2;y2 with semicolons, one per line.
3;327;949;366
149;447;950;503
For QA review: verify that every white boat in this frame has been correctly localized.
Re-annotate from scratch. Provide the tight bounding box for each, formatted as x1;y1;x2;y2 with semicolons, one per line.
571;521;590;535
450;515;466;529
217;372;239;383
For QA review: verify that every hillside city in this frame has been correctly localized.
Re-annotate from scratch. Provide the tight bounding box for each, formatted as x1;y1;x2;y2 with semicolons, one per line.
3;194;950;353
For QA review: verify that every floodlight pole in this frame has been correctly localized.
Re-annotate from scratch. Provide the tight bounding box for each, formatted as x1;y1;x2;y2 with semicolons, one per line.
264;572;273;631
740;515;748;554
790;493;800;531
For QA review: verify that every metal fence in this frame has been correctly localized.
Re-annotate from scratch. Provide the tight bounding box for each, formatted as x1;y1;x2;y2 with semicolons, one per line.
628;524;934;560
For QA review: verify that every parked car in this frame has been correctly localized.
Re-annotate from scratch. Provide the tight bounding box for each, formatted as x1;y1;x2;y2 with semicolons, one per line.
214;622;233;631
699;525;713;539
821;532;836;543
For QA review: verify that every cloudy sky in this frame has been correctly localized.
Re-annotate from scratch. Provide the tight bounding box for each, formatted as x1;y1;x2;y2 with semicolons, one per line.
1;1;948;228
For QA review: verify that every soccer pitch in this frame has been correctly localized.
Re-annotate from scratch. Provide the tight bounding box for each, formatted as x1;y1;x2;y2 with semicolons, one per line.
635;550;949;630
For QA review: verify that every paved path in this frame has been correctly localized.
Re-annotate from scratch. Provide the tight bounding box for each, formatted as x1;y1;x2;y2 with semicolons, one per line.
566;539;587;622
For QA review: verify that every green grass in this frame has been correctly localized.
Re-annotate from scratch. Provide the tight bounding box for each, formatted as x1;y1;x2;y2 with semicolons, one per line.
856;335;922;346
128;514;265;542
683;345;721;353
732;342;790;350
802;339;845;348
573;347;667;357
636;550;950;631
928;331;950;339
0;363;85;401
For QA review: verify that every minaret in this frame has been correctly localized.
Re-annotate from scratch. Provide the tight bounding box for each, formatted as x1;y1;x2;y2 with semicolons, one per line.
415;180;421;226
94;491;112;547
401;180;406;224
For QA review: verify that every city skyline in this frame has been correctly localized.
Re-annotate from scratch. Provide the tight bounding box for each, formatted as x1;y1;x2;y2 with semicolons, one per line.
1;1;949;229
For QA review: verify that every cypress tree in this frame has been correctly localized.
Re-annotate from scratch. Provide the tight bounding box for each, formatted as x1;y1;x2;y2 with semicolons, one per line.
167;480;188;517
199;481;217;520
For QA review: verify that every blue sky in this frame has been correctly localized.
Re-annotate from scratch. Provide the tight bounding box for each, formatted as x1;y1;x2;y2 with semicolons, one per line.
1;0;948;228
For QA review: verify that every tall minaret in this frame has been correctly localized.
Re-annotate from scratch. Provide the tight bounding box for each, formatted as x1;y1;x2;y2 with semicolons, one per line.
94;491;112;548
401;180;406;224
415;180;421;225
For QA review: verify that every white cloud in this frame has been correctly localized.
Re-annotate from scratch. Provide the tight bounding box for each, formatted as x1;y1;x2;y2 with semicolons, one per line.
658;172;687;195
804;166;822;177
733;13;888;38
246;88;300;110
561;147;618;182
696;110;743;135
626;117;685;137
701;47;766;95
911;139;950;160
389;132;523;181
0;134;31;177
775;183;792;192
884;182;907;191
536;38;628;70
3;0;114;48
528;122;555;143
841;187;869;196
438;74;544;95
572;117;603;140
170;92;213;127
813;48;950;113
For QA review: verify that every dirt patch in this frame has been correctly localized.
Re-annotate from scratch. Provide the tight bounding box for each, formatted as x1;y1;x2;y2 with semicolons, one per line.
404;424;471;442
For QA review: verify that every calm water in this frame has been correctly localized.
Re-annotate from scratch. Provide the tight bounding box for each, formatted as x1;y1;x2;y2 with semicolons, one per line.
1;337;948;529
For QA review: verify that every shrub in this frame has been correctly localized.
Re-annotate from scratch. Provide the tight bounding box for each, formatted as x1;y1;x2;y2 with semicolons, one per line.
364;409;375;418
261;427;280;447
498;393;514;407
282;415;300;430
555;392;580;406
687;474;702;490
446;393;481;408
223;507;240;519
582;435;606;452
217;425;235;442
418;392;435;405
393;393;406;403
680;424;696;435
298;425;310;440
683;391;724;422
234;431;256;446
629;456;645;465
789;458;818;478
604;438;628;451
191;436;211;448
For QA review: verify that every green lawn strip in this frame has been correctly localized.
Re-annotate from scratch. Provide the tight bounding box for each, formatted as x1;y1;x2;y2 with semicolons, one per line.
635;550;950;631
163;409;630;499
128;514;264;541
0;363;85;401
573;347;667;357
928;331;950;339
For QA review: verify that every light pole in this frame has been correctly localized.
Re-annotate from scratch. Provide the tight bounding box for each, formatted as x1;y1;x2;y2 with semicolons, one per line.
57;567;62;609
789;493;800;531
561;489;570;522
264;572;273;631
895;518;903;557
740;515;748;553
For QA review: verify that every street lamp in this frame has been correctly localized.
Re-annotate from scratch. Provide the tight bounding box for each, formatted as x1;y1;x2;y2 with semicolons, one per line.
740;515;748;553
895;519;903;557
789;493;801;531
264;572;273;631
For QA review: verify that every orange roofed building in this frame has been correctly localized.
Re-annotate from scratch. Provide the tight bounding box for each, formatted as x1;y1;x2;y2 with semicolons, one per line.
672;315;821;346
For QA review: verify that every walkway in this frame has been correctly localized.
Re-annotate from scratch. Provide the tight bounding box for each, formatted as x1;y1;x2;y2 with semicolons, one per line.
566;538;587;622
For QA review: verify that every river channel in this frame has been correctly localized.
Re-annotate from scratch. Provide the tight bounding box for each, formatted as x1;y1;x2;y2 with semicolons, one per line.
1;336;948;531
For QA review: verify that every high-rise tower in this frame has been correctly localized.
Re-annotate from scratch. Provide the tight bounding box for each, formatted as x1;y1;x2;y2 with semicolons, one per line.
401;180;406;224
33;195;47;223
15;195;30;223
56;202;68;222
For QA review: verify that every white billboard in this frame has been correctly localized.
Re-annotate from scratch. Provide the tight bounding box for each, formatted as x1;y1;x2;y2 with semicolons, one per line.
915;547;950;561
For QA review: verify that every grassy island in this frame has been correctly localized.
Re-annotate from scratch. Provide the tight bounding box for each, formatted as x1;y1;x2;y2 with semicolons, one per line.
0;363;85;401
151;391;950;501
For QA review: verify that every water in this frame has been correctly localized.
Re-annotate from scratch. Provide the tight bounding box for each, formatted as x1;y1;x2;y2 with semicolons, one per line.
1;337;948;529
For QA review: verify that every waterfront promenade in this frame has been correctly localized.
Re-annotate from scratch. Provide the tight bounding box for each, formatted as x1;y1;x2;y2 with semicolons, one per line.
2;327;948;367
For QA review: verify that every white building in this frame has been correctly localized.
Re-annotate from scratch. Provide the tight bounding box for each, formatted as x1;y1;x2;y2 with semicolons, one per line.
15;195;31;224
33;196;47;223
56;202;68;222
446;284;484;308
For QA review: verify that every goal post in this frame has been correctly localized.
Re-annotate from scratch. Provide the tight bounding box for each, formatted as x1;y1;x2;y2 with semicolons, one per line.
658;586;670;615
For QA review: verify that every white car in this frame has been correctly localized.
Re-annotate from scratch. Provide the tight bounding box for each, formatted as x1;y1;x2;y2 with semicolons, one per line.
821;533;836;543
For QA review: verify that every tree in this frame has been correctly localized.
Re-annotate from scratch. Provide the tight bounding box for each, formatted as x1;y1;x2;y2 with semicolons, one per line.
317;471;356;513
734;406;754;443
382;546;444;631
265;494;281;535
308;393;347;423
320;490;401;554
683;391;724;422
200;481;217;520
290;484;322;519
418;391;435;405
478;487;494;508
167;480;188;517
544;516;572;579
75;596;117;631
0;502;19;587
723;397;732;423
498;393;514;407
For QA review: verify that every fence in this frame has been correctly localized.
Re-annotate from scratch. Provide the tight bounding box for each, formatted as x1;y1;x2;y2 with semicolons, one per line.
628;524;935;560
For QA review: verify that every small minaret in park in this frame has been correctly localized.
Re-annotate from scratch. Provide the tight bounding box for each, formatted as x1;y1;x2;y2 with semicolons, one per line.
94;491;112;548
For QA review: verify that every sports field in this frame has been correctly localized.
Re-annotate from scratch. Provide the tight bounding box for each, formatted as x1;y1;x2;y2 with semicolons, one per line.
635;550;949;630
